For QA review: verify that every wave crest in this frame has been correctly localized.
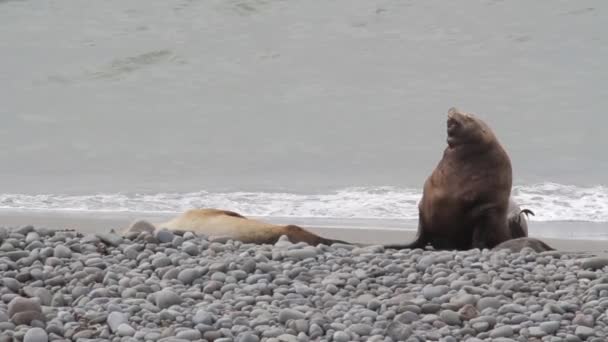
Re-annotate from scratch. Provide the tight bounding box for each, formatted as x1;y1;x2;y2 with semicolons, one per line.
0;182;606;222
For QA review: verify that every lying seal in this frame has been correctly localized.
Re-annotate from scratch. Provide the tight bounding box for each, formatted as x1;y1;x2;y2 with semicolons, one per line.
387;107;516;250
493;237;554;253
123;208;347;246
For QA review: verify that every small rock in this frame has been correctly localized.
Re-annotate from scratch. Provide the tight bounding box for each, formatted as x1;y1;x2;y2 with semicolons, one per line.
2;278;20;292
155;290;182;309
386;321;412;341
96;232;123;246
107;311;128;333
156;229;175;243
422;285;449;300
574;326;594;339
458;304;479;321
236;333;260;342
53;245;72;258
540;321;560;334
193;310;214;325
117;323;135;337
332;331;350;342
349;323;372;336
440;310;461;325
23;327;48;342
572;314;594;328
527;326;546;338
283;248;318;260
477;297;501;311
490;326;514;338
8;297;43;324
178;268;200;285
581;257;608;270
176;329;202;340
279;309;305;323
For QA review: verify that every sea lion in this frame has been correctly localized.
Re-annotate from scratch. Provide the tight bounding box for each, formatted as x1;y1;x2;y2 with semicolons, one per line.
122;208;347;246
386;107;515;250
507;198;534;238
493;237;554;253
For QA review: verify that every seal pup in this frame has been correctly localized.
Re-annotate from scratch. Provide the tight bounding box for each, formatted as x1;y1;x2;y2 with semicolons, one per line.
123;208;348;246
386;107;515;250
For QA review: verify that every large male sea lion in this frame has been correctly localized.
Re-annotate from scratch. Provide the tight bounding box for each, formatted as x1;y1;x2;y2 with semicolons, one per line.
387;107;516;250
123;208;347;246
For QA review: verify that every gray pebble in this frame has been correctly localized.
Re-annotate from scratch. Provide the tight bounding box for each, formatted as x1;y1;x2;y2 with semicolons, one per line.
349;323;372;336
117;323;136;336
107;311;128;332
540;321;560;334
96;232;123;246
422;285;449;300
574;326;594;339
581;257;608;270
386;321;412;341
440;310;461;325
155;290;182;309
283;248;318;260
236;333;260;342
477;297;501;311
2;278;20;292
176;329;202;340
527;326;546;338
279;309;305;323
178;268;200;285
156;229;175;243
332;331;350;342
23;327;48;342
53;245;72;258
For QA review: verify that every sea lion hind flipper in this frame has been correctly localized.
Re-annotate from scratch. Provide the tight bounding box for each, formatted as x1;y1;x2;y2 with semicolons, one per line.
520;208;535;217
283;225;352;246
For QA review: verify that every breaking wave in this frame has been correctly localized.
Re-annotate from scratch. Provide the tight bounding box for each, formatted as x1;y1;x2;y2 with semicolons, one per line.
0;183;606;222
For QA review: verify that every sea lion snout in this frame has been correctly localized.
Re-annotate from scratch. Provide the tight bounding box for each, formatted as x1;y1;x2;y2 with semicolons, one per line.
448;107;473;120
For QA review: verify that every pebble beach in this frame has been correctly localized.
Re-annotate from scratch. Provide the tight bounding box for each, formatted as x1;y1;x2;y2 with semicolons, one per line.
2;225;608;342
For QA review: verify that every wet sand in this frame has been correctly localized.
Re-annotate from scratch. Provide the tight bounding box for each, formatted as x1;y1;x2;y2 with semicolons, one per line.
1;210;606;255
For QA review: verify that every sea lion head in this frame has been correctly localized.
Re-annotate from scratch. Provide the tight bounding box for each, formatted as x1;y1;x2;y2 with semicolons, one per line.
446;107;495;147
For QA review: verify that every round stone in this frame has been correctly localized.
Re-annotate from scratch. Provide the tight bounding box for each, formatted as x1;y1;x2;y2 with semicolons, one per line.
155;290;182;309
23;327;48;342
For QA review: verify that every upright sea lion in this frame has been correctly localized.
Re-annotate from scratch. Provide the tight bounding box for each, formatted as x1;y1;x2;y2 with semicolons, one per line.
123;208;347;246
387;107;515;250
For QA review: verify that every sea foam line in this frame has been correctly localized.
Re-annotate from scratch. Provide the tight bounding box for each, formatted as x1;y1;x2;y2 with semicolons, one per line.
0;183;606;222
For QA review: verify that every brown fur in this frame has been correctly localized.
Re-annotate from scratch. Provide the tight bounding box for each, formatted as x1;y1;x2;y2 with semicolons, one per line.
387;108;514;250
123;208;346;246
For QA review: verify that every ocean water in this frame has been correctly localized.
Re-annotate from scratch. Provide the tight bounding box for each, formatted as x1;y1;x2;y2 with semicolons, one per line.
0;0;607;237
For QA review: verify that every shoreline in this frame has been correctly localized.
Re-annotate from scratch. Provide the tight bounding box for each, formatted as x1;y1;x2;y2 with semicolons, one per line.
1;209;607;254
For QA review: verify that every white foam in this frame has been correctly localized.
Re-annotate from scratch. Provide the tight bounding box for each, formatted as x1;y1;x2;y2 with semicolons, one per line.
0;182;606;222
512;183;608;222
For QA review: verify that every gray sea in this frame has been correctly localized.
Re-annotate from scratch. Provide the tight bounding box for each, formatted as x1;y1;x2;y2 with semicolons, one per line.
1;0;607;238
